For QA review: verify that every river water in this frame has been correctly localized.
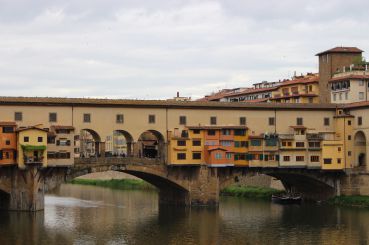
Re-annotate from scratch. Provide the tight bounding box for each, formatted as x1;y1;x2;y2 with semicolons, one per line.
0;184;368;245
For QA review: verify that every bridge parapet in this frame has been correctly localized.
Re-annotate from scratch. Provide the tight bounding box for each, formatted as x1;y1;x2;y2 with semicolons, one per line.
74;157;164;166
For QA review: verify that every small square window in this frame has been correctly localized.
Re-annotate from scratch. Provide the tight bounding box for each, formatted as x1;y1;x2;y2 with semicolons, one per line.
116;114;124;124
192;152;201;160
269;117;275;126
83;113;91;123
240;117;246;125
15;112;23;121
49;112;57;122
193;129;200;134
358;116;363;126
38;137;43;142
24;136;29;142
296;117;303;126
149;115;156;124
5;140;10;145
348;135;352;140
210;116;217;125
179;116;187;125
324;118;330;126
177;153;186;160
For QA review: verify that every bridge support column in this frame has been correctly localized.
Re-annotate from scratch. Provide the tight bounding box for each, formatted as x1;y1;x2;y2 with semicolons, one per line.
8;165;45;211
188;166;219;206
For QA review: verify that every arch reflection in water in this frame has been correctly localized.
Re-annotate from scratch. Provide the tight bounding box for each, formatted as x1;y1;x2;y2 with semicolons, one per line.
1;184;369;244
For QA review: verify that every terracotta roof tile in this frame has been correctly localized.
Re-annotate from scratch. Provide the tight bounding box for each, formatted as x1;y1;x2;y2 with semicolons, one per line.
316;47;363;56
329;74;369;83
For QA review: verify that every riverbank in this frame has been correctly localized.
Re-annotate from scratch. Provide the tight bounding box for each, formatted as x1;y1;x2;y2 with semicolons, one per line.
221;185;284;200
70;179;156;190
329;195;369;208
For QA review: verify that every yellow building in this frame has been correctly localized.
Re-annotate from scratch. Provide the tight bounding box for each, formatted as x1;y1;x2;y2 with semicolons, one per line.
17;126;48;168
270;74;320;103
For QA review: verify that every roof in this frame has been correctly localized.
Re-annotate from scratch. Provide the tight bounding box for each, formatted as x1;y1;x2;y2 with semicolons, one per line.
248;135;264;139
316;47;363;56
50;125;75;130
290;125;307;129
344;101;369;109
329;74;369;83
0;96;341;110
0;122;16;126
187;126;248;130
207;146;228;152
16;126;48;133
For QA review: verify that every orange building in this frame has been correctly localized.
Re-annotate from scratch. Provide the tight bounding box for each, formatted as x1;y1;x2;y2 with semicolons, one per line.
0;122;17;165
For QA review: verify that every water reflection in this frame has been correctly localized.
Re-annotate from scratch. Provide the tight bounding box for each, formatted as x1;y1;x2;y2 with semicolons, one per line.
0;184;368;244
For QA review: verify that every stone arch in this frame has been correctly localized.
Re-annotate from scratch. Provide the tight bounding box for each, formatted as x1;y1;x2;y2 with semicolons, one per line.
106;130;135;157
137;130;166;160
79;129;102;158
354;131;367;168
0;189;10;210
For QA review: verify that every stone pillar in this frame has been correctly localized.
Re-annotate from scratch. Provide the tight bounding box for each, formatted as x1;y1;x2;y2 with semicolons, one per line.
188;166;219;206
127;142;132;157
9;166;45;211
100;142;106;158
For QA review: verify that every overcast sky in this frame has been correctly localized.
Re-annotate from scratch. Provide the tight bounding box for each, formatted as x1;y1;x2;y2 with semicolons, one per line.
0;0;368;99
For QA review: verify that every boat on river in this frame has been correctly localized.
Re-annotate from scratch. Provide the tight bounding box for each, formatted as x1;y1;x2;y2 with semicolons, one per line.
272;193;302;204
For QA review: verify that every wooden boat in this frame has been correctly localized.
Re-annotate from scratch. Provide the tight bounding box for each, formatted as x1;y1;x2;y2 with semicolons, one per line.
271;193;302;204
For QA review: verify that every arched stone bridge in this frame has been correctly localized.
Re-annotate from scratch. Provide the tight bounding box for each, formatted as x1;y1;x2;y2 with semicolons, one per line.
0;157;366;211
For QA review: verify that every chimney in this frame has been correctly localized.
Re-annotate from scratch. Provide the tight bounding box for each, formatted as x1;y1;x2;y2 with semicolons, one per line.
177;92;179;97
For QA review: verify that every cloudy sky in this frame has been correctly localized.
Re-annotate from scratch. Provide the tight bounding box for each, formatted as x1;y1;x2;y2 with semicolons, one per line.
0;0;368;99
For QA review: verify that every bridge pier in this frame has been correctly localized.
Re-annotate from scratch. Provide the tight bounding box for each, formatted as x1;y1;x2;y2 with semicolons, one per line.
0;166;45;211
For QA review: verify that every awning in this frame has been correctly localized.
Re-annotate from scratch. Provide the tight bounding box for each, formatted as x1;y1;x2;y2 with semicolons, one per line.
21;145;46;151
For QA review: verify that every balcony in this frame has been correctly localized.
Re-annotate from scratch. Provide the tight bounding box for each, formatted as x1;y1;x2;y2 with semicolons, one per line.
24;156;44;164
279;134;294;140
306;133;324;141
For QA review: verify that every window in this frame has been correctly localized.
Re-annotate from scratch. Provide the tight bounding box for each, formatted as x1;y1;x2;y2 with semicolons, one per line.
116;114;124;124
2;126;14;133
310;156;320;162
345;92;348;100
348;135;352;140
324;158;332;164
177;153;186;160
226;153;232;159
337;158;342;164
49;112;57;122
296;142;305;147
47;136;55;144
240;117;246;125
250;139;261;146
5;152;9;159
296;156;305;162
192;152;201;160
24;136;29;142
283;156;290;162
296;117;303;126
192;140;201;146
177;140;186;146
308;142;321;148
338;147;341;152
5;140;10;145
359;80;364;86
268;117;275;126
308;98;313;103
15;112;22;121
38;137;43;142
265;138;277;146
215;153;222;159
282;141;287;147
179;116;186;125
234;129;246;136
348;120;352;126
221;141;232;147
358;116;363;126
359;92;364;100
193;129;200;134
333;93;337;101
83;113;91;123
149;115;155;124
207;130;216;136
348;151;352;156
210;116;217;125
222;129;231;135
324;118;330;126
288;142;292;147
